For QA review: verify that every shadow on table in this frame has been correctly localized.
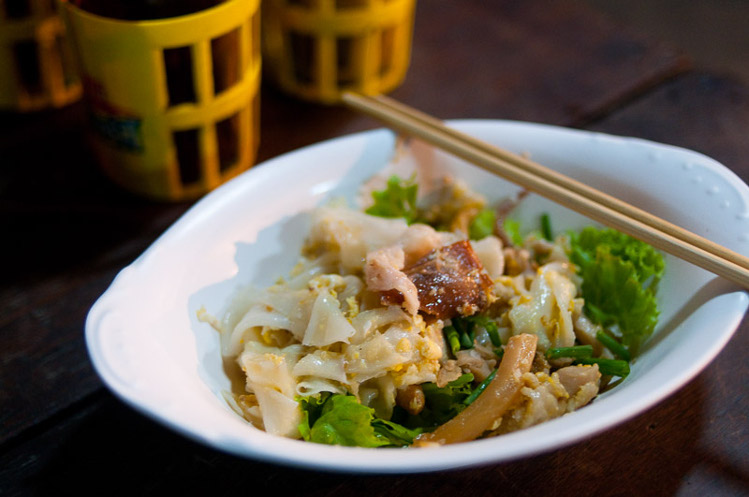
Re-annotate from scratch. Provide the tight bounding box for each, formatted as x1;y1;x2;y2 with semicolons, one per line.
20;373;747;497
1;87;366;286
0;104;197;286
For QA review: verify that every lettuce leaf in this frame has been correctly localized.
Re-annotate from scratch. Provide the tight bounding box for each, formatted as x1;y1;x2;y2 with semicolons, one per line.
298;393;420;447
569;227;665;353
365;175;419;224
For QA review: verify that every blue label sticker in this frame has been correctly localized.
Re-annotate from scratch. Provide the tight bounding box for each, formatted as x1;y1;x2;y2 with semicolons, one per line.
89;111;144;153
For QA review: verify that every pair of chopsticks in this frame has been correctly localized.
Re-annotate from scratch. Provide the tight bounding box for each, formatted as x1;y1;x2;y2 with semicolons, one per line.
342;92;749;289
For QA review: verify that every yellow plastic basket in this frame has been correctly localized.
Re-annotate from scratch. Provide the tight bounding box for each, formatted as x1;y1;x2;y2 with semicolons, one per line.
262;0;416;104
61;0;261;201
0;0;81;112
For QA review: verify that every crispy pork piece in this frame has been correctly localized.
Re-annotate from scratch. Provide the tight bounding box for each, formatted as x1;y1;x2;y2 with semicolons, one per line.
402;240;493;320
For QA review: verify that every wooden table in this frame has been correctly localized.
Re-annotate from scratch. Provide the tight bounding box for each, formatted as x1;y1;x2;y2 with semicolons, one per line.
3;1;748;495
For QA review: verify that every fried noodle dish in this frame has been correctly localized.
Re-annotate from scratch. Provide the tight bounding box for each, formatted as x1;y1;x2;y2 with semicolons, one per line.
202;175;664;447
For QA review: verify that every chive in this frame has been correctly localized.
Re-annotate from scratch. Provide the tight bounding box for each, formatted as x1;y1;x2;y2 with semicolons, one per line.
463;369;497;405
541;213;553;240
596;330;631;361
494;347;504;360
486;326;501;347
459;330;474;349
546;345;594;360
575;357;630;377
482;319;502;347
453;318;475;349
443;325;461;355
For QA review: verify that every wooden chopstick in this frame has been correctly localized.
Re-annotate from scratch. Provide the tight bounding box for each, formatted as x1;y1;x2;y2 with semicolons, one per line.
367;94;749;273
342;91;749;289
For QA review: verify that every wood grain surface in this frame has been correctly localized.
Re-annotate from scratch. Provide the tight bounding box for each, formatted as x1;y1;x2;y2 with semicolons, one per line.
2;1;746;495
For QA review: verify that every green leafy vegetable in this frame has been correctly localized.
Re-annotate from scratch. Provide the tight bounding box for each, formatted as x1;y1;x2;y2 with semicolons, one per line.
371;418;423;447
365;175;419;224
469;208;496;240
569;227;664;353
298;393;420;447
298;392;331;441
395;373;475;429
503;218;524;245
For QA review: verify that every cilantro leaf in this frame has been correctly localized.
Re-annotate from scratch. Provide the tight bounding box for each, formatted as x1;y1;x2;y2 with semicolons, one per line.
469;208;496;240
365;175;419;224
503;218;524;245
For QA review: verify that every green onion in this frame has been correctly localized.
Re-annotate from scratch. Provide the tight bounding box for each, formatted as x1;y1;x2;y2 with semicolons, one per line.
541;213;553;241
596;330;631;361
443;325;461;356
454;315;502;347
575;357;630;377
546;345;594;360
479;318;502;347
486;326;502;348
459;330;474;349
453;318;475;349
463;369;497;406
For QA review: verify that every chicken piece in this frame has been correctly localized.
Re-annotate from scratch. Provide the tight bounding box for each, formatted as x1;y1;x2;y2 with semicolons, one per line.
491;363;602;436
402;241;493;320
470;236;504;280
503;246;536;276
455;349;496;382
364;246;420;315
435;360;463;387
556;364;602;410
399;223;458;265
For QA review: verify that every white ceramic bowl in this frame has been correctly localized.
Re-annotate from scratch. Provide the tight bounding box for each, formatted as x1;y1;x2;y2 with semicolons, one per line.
86;120;749;473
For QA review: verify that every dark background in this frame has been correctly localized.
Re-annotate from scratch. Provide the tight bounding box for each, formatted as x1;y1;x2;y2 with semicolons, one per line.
582;0;749;83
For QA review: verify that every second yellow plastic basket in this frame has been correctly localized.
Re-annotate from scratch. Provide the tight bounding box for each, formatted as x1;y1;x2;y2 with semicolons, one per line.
0;0;81;112
262;0;416;104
